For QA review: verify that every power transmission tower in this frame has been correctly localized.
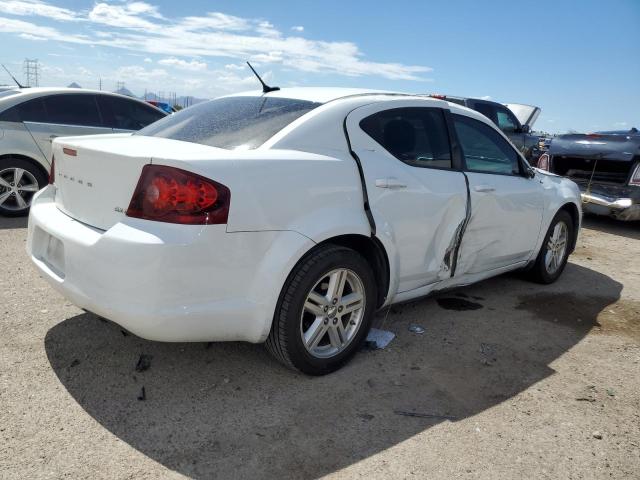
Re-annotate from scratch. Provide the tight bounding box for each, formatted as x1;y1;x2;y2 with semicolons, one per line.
116;81;125;92
23;59;39;87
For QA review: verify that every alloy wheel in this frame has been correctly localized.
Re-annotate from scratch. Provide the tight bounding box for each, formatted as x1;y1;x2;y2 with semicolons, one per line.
544;221;568;275
0;167;40;212
300;268;366;359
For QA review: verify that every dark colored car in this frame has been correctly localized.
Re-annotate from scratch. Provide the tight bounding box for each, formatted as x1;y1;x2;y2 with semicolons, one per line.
434;95;543;161
538;128;640;221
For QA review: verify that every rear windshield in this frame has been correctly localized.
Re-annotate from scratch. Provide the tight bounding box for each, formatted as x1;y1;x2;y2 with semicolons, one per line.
136;96;322;150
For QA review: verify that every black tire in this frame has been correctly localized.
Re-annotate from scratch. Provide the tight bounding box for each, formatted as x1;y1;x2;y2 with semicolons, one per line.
266;244;377;375
0;157;47;217
528;210;574;284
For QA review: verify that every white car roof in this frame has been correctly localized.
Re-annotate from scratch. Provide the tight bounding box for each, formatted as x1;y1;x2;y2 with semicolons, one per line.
224;87;428;104
0;87;158;111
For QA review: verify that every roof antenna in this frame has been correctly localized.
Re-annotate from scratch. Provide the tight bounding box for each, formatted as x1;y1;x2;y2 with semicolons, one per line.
246;61;279;93
1;64;27;89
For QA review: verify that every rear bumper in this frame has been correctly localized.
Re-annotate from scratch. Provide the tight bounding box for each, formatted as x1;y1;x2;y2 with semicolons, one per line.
27;186;314;342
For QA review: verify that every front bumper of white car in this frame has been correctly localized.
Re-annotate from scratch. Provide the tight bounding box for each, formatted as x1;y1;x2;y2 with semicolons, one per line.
27;186;313;343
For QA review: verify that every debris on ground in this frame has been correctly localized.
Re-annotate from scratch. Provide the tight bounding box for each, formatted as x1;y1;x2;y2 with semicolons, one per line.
479;343;498;366
69;359;80;368
137;386;146;401
408;324;426;334
393;410;457;421
135;354;153;372
362;328;395;350
593;431;603;440
575;385;597;402
606;389;616;397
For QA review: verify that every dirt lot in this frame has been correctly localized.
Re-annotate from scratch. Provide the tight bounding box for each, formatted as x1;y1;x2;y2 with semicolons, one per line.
1;215;639;479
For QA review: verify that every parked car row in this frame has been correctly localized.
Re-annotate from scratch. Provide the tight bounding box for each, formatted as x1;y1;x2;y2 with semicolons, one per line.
0;88;166;216
26;87;582;374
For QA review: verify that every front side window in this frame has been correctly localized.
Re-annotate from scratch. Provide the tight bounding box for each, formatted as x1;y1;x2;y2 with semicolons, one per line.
136;96;321;150
453;114;521;175
496;108;519;132
42;94;102;127
98;95;166;130
360;107;452;169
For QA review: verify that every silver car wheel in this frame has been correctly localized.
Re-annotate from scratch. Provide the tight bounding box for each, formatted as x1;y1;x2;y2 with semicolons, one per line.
0;167;40;212
300;268;366;359
544;221;568;275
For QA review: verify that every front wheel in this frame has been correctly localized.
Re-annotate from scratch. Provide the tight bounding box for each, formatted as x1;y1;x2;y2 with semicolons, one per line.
528;210;574;284
266;245;377;375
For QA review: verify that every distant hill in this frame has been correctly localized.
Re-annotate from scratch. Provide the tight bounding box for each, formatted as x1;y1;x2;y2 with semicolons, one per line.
114;86;136;97
67;82;82;88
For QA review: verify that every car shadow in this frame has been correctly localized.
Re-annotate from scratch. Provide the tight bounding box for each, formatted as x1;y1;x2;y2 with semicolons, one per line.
45;263;622;479
0;215;28;230
582;213;640;240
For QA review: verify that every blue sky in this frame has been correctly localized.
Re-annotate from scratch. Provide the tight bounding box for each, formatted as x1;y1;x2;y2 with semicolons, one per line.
0;0;638;133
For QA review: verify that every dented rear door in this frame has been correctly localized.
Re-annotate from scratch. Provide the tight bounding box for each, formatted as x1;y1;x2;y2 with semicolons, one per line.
346;102;468;293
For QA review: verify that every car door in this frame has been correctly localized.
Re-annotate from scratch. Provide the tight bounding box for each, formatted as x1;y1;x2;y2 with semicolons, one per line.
23;94;111;160
452;113;544;275
96;94;166;133
346;102;468;293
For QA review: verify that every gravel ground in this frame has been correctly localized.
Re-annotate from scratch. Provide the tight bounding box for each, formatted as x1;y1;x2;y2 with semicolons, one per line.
1;214;639;480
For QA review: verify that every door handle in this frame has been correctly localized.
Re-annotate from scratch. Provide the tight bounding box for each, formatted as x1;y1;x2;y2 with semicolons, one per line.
473;185;495;193
375;177;407;189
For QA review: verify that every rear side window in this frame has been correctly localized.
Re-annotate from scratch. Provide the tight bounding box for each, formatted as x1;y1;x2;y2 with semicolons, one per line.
360;107;452;169
42;94;102;127
137;96;321;149
97;95;166;130
453;114;520;175
0;97;47;123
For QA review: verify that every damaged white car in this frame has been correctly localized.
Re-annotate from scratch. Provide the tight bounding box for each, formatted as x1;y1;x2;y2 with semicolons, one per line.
27;87;582;375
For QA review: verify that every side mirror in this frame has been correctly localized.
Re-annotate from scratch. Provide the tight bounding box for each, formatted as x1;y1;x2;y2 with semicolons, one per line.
521;125;531;134
526;167;536;178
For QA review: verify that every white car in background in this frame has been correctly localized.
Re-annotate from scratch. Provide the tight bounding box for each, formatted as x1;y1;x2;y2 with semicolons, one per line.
27;88;581;375
0;88;166;216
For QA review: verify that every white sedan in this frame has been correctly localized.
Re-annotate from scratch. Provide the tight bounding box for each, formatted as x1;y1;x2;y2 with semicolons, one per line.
27;88;581;375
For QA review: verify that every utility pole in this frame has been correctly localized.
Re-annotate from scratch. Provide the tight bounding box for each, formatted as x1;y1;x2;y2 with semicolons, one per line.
99;77;102;90
23;59;39;87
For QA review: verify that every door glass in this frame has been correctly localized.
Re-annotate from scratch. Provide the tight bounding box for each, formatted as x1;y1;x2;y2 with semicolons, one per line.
98;96;166;130
360;107;452;168
13;98;48;122
472;102;497;124
42;94;102;127
454;114;520;175
496;108;519;132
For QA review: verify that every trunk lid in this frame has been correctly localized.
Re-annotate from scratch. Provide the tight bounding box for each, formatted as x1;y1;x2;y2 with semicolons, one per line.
52;134;223;230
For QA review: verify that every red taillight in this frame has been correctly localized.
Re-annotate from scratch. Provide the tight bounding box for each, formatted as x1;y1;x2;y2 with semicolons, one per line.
126;165;230;225
630;164;640;186
537;153;550;171
429;94;447;100
49;157;55;184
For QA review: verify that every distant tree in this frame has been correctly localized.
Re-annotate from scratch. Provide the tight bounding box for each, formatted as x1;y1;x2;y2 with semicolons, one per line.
173;104;183;111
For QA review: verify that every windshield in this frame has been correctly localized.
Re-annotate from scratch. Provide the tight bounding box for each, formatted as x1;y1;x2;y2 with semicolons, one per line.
136;96;322;149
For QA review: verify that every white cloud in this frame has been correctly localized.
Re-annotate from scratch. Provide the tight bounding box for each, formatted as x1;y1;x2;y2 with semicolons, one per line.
0;2;431;81
158;57;207;71
116;65;167;81
143;57;152;63
614;121;628;127
480;95;492;100
0;0;78;21
291;25;304;32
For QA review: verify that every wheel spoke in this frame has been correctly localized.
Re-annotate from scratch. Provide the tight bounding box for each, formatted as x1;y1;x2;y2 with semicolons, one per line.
13;168;25;186
341;292;364;315
18;184;39;192
0;191;11;206
327;326;343;349
326;269;348;301
304;295;326;317
0;177;11;188
15;192;27;209
304;318;327;349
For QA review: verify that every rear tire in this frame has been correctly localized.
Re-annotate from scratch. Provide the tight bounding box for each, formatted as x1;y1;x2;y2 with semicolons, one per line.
0;157;47;217
528;210;573;284
266;244;377;375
